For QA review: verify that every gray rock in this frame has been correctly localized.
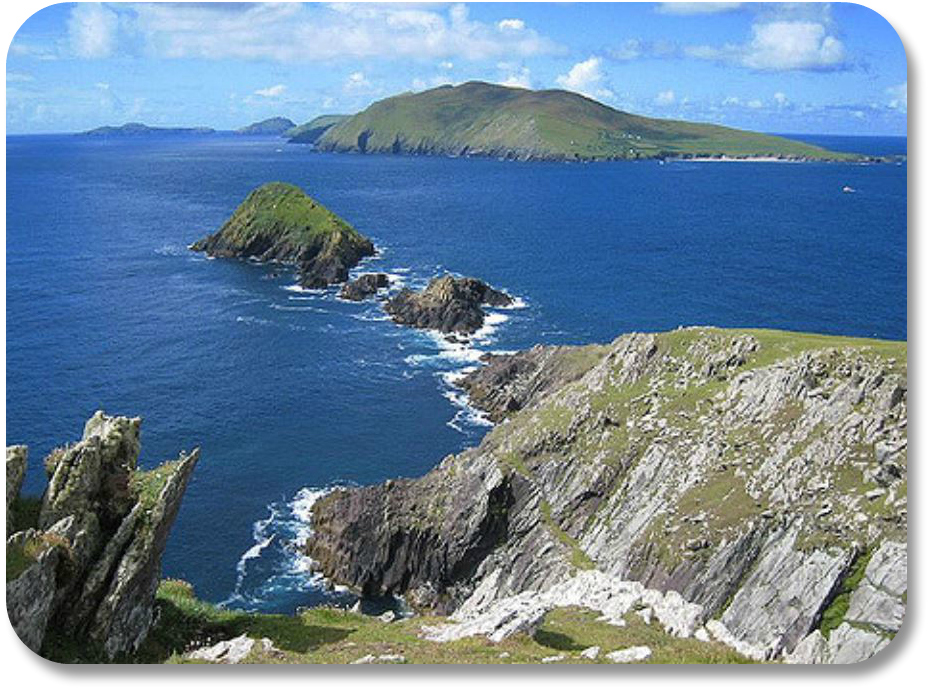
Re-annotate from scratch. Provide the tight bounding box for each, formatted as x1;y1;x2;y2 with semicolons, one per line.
5;531;63;652
606;646;652;663
187;634;255;664
6;446;28;536
580;646;600;660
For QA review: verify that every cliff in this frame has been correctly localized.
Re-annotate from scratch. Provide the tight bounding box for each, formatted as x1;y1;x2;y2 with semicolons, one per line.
306;327;906;663
6;412;199;660
286;115;350;144
316;82;858;162
190;182;375;288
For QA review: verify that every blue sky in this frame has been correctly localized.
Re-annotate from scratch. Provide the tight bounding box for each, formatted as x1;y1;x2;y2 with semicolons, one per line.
6;2;907;135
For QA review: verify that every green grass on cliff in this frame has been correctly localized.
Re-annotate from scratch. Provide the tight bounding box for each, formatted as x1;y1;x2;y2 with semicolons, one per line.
130;581;749;664
319;81;859;161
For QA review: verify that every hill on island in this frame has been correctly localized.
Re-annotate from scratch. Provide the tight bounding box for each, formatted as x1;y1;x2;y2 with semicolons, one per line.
316;81;857;162
236;116;297;136
286;115;350;143
82;122;215;136
190;182;374;288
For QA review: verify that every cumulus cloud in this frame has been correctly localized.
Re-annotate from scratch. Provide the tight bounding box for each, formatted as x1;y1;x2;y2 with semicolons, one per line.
887;82;907;112
773;91;789;107
656;2;744;15
254;84;286;98
113;3;560;62
68;2;119;58
687;19;847;71
556;57;613;100
654;90;676;106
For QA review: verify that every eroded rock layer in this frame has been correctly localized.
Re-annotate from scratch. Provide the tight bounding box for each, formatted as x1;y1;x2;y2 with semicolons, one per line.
307;327;907;663
6;412;198;659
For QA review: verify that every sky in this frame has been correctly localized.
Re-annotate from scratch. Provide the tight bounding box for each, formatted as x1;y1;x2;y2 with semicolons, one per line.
5;2;908;135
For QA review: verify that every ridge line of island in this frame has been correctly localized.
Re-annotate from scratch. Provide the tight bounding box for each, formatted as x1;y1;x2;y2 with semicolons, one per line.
82;81;901;164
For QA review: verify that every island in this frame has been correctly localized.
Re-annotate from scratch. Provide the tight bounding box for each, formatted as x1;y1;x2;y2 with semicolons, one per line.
316;81;860;162
339;273;389;301
236;116;297;136
384;275;513;334
189;182;375;288
82;122;215;137
286;115;350;144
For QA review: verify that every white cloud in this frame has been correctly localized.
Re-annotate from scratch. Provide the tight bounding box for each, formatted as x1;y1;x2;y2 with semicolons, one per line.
655;90;676;106
439;61;454;70
122;3;560;62
887;82;907;112
343;71;373;93
722;96;740;106
746;98;764;109
773;91;789;107
254;84;286;98
556;57;613;100
68;3;118;59
411;75;452;92
497;19;525;31
685;18;847;71
743;21;845;70
498;65;532;89
6;71;34;83
656;3;743;15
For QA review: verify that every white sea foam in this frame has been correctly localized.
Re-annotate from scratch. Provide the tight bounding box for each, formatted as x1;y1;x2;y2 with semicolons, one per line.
499;296;528;310
154;243;189;257
270;303;329;313
283;283;326;295
235;315;272;327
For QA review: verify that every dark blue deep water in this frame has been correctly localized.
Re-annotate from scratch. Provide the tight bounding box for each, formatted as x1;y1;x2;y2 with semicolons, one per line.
6;133;906;612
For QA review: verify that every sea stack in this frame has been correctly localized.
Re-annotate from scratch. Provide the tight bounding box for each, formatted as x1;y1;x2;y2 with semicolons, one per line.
190;182;375;288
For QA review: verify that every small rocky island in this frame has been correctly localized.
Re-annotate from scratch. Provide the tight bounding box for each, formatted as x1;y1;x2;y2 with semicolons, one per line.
190;182;375;288
339;273;389;301
6;413;199;659
385;275;513;335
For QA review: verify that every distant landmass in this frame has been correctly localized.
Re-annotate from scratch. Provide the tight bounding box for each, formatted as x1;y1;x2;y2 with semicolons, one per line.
316;81;859;162
82;122;215;137
286;115;350;144
236;116;296;136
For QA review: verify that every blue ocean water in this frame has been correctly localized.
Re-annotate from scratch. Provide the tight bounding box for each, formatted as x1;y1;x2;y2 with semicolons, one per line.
5;133;906;613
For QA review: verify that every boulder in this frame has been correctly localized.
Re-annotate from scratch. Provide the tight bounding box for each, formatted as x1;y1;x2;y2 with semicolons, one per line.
340;273;389;301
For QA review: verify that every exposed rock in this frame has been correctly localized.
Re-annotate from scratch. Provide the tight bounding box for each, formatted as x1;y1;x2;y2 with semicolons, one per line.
6;446;27;535
351;653;406;664
606;646;652;663
187;634;255;664
378;610;397;623
384;275;512;335
190;182;375;288
580;646;600;660
785;624;889;665
340;273;389;301
5;412;199;659
306;328;906;664
541;654;565;663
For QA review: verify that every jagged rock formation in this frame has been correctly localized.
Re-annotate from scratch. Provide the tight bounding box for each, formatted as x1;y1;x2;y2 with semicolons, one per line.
384;275;512;335
190;182;375;288
6;446;27;536
307;327;907;663
339;273;389;301
6;412;199;659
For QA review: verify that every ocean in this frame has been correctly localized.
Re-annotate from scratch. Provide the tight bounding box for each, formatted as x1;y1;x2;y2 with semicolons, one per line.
5;133;906;613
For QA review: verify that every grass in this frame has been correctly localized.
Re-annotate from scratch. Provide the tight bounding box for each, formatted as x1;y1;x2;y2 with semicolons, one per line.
114;582;752;664
129;461;181;509
539;500;596;571
819;549;873;636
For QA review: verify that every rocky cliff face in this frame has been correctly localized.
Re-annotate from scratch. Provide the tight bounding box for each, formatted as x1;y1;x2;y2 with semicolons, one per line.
384;275;512;335
190;182;375;288
307;328;907;663
6;412;198;660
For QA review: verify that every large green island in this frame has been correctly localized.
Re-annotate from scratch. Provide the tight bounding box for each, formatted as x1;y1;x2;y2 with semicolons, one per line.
313;81;862;162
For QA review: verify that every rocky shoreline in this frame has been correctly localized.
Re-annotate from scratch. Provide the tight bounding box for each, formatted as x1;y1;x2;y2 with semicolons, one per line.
305;327;907;663
384;275;513;335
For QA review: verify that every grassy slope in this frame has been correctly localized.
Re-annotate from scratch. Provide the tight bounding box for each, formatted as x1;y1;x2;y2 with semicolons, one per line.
286;115;350;142
236;117;297;135
319;82;858;161
123;580;749;664
192;182;366;255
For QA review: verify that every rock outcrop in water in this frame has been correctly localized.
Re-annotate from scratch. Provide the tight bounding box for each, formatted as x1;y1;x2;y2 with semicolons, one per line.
384;275;513;335
190;182;375;288
339;273;389;301
6;412;199;659
306;328;907;663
